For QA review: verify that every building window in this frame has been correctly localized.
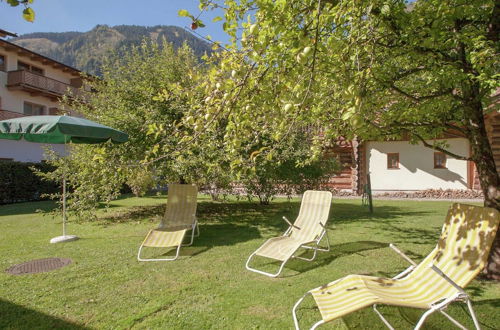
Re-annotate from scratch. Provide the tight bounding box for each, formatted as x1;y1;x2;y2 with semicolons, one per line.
24;102;45;116
48;107;60;115
387;153;399;169
434;152;447;169
0;54;5;71
18;61;43;75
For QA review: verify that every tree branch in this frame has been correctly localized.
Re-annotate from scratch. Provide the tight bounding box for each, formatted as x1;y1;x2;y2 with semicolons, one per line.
388;83;454;102
411;132;472;161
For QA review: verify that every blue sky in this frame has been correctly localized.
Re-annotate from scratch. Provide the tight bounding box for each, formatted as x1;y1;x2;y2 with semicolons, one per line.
0;0;229;43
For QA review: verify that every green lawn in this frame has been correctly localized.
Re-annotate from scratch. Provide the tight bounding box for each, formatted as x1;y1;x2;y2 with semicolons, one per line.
0;196;498;329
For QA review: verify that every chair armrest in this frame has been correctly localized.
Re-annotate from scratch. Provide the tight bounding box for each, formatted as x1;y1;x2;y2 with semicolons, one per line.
389;243;417;266
429;263;465;294
283;216;301;230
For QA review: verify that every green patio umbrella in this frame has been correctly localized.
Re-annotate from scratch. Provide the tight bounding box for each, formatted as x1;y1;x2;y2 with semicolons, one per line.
0;115;128;243
0;115;128;144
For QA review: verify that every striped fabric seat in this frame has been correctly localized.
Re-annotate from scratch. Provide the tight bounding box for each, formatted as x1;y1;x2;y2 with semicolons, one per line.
158;184;198;230
293;203;499;329
142;229;187;248
137;184;198;261
246;190;333;277
254;236;305;261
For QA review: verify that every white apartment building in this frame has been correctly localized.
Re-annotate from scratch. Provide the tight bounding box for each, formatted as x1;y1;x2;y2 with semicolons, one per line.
0;29;83;162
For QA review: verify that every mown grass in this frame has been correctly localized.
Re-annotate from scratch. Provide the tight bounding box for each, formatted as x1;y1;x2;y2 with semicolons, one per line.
0;195;498;329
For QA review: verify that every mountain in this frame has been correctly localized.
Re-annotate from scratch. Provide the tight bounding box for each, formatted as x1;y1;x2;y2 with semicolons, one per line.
11;25;212;75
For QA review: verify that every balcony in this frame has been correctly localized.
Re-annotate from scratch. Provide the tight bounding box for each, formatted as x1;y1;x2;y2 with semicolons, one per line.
6;70;84;100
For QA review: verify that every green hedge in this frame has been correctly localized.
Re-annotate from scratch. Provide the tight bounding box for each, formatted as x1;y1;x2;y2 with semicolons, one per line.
0;161;60;204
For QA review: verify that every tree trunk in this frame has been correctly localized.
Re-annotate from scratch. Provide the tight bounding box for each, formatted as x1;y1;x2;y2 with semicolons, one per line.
464;85;500;280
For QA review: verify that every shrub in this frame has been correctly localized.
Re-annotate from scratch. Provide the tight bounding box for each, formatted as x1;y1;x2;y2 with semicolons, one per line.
242;155;338;205
0;161;60;204
126;168;156;197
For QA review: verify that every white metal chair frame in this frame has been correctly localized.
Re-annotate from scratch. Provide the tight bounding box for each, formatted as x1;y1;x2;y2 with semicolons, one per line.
137;219;200;262
292;243;482;330
245;217;330;278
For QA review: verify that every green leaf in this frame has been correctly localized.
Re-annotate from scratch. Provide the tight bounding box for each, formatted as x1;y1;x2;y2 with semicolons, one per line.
7;0;20;6
22;7;35;22
212;16;223;23
178;9;190;17
381;4;390;15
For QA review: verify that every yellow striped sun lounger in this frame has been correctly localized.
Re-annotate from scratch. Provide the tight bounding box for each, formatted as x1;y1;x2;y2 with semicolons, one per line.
137;183;199;261
246;190;333;277
292;203;499;329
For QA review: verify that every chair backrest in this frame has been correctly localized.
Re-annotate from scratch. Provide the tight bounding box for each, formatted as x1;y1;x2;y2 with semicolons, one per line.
159;184;198;228
407;203;499;288
290;190;333;242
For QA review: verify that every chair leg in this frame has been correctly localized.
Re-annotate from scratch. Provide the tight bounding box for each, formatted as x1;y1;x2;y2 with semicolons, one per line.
414;308;436;330
311;320;325;330
373;304;395;330
245;252;289;277
439;310;468;330
292;292;324;330
137;243;182;261
182;222;199;247
194;221;200;237
466;299;481;330
295;232;330;261
294;247;318;261
318;231;331;252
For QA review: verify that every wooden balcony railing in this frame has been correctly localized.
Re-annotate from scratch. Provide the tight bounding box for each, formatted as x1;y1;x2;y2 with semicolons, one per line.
7;70;83;99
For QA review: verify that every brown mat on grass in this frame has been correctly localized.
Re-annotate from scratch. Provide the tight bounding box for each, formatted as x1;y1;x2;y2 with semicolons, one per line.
6;258;71;275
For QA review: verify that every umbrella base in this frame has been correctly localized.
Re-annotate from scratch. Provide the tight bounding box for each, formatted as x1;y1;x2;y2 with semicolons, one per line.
50;235;79;244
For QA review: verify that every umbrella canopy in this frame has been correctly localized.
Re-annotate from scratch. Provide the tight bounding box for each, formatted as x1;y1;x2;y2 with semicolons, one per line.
0;115;128;144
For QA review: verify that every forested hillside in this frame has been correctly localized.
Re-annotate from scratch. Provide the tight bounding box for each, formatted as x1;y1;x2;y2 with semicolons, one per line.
11;25;212;75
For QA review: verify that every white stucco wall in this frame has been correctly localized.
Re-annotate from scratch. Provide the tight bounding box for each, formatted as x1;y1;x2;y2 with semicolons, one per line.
0;139;66;162
0;82;63;114
367;139;470;191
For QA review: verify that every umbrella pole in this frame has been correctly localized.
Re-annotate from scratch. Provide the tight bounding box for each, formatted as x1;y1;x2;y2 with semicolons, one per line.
49;150;78;243
62;174;66;236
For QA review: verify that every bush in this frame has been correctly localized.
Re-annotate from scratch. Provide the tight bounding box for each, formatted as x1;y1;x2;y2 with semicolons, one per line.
0;161;60;204
126;168;156;197
242;156;338;205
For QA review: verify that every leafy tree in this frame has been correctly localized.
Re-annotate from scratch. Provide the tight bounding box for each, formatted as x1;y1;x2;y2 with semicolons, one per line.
2;0;35;22
43;40;209;219
184;0;500;279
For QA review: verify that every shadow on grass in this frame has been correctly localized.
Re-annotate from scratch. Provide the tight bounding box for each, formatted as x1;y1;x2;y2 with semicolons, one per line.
99;204;166;225
338;297;500;330
198;200;433;229
0;298;89;329
391;301;500;330
138;223;262;259
97;199;443;253
0;193;167;218
249;241;387;278
475;299;500;330
0;200;57;217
